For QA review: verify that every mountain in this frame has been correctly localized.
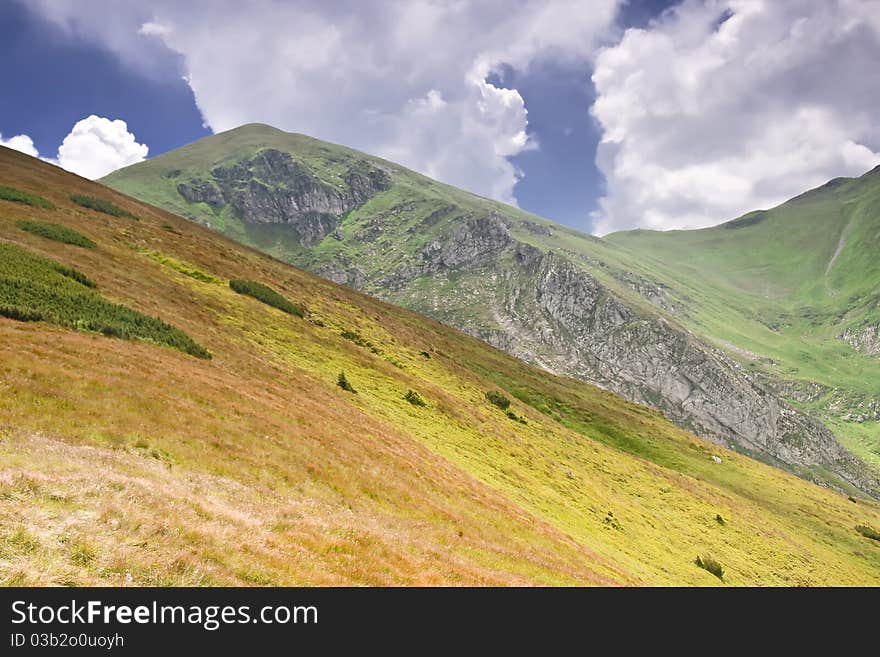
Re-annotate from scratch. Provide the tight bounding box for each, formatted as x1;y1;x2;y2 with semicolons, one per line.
606;167;880;472
102;123;880;496
3;144;880;586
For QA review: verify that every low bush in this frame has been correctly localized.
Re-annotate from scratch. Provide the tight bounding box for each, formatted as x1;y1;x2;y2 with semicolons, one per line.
17;220;96;248
404;390;426;406
856;524;880;542
0;243;210;359
505;409;527;424
337;371;356;393
486;390;511;410
715;514;726;526
0;185;55;209
695;554;724;580
70;194;137;219
229;279;304;317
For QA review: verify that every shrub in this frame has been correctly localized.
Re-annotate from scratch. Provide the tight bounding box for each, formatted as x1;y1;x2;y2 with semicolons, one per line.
420;350;431;359
337;371;356;393
0;185;55;209
715;514;726;526
70;193;137;219
856;524;880;542
695;554;724;580
229;279;304;317
506;410;527;424
17;220;96;248
486;390;511;410
0;243;210;359
404;390;426;406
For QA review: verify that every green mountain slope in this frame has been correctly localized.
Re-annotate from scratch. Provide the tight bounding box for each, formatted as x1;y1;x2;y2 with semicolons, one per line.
5;145;880;585
103;124;880;496
606;168;880;469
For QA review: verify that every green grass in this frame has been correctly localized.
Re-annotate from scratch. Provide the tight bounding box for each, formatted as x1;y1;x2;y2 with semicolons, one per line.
17;220;96;248
0;242;209;359
70;194;137;219
229;279;304;317
0;185;54;209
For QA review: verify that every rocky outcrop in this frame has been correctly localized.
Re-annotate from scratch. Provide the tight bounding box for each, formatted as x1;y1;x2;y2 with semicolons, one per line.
177;149;391;246
839;323;880;357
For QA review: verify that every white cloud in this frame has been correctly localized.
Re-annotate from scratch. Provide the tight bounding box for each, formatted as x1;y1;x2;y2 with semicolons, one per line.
591;0;880;233
18;0;619;205
55;115;148;179
1;116;148;179
0;133;39;157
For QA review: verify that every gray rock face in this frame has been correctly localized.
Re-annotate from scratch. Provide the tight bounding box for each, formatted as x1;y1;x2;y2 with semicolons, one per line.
490;250;878;495
425;212;512;270
177;149;391;246
840;323;880;357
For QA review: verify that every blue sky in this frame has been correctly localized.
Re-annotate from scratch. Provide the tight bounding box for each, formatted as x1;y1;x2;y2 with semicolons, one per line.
2;1;878;234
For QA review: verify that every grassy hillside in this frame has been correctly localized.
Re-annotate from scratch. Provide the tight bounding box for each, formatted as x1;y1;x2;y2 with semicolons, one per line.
3;145;880;585
606;169;880;466
102;124;880;493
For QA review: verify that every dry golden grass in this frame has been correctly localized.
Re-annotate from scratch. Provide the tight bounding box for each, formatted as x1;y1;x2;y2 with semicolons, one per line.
1;145;879;586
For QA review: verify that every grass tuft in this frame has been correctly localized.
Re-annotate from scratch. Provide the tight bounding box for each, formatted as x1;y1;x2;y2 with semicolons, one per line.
404;390;426;406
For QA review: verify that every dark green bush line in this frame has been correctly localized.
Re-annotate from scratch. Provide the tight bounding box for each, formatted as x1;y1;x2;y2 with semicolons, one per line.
337;371;356;393
0;185;55;209
695;555;724;580
17;220;96;249
0;243;209;359
856;524;880;541
229;279;304;317
69;194;137;220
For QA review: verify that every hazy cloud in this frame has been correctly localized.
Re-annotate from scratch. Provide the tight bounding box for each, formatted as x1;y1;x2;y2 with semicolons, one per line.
591;0;880;233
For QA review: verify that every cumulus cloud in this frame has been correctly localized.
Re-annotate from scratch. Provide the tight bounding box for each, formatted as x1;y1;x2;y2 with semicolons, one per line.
0;133;40;157
55;115;148;179
19;0;619;205
591;0;880;233
0;116;147;179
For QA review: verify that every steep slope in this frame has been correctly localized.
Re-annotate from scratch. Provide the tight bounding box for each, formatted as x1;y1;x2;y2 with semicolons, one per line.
102;124;878;496
4;145;880;585
606;168;880;471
